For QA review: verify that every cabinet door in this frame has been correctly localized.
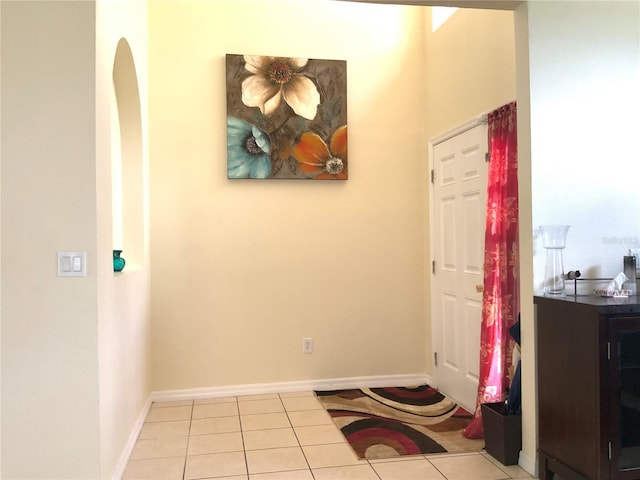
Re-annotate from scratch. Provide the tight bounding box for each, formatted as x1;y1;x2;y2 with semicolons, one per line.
536;299;603;479
608;316;640;479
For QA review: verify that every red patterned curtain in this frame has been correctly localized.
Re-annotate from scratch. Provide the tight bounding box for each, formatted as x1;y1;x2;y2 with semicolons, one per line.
463;101;520;439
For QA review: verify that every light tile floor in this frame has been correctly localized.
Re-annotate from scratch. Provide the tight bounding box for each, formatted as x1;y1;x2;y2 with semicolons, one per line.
123;391;534;480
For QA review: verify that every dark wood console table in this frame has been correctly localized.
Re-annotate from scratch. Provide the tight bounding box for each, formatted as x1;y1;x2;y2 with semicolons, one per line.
535;295;640;480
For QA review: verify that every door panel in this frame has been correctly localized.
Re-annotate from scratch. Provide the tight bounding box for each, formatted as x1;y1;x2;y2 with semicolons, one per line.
442;294;459;371
432;123;488;411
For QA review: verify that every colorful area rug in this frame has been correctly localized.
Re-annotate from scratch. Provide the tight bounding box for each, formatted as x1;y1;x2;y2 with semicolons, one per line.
314;385;484;460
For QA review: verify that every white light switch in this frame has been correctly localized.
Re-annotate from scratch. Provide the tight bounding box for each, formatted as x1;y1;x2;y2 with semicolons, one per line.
61;255;72;272
58;251;86;277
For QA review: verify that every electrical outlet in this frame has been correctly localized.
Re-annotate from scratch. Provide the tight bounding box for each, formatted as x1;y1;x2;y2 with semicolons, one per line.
303;337;313;354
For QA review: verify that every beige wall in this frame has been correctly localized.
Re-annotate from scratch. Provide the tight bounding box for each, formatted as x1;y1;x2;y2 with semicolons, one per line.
1;1;151;478
1;2;101;477
148;0;516;392
514;3;534;470
424;8;516;137
96;0;151;477
0;3;3;475
149;0;431;390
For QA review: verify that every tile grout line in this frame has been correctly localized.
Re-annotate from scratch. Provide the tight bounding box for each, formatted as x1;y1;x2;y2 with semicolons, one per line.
426;456;450;480
278;393;316;479
180;400;194;480
481;453;521;480
287;392;384;480
237;396;251;478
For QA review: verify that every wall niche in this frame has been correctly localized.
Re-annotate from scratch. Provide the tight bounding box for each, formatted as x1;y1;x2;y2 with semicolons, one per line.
112;37;144;270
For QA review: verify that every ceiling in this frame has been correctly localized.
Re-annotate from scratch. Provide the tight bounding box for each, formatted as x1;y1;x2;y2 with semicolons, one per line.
337;0;524;11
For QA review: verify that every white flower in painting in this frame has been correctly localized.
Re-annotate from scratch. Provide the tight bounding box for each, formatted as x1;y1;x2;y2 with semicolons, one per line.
241;55;320;121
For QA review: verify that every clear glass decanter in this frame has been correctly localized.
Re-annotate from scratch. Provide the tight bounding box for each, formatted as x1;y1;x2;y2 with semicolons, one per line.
540;225;570;296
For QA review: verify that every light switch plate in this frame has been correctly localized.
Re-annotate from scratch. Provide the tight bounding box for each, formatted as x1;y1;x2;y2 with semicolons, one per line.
58;251;86;277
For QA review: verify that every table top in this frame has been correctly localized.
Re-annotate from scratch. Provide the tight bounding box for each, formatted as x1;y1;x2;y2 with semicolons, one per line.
535;294;640;314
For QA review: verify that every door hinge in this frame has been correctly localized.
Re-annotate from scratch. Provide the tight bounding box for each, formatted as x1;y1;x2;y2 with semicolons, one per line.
608;441;612;460
484;152;491;162
608;341;611;360
434;352;438;367
430;169;435;184
432;260;436;274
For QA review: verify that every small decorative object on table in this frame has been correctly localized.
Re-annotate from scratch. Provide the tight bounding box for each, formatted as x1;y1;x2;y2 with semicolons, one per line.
113;250;126;272
594;289;633;298
594;272;631;297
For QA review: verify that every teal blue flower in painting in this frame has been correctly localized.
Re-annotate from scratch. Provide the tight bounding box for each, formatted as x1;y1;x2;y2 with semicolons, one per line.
227;116;272;179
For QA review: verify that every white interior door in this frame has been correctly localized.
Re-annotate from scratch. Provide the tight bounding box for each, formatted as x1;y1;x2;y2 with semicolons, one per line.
431;122;488;411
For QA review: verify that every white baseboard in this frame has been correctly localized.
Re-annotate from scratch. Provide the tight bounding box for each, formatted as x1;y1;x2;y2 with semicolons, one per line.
113;373;432;479
518;450;537;477
111;397;152;480
149;373;433;402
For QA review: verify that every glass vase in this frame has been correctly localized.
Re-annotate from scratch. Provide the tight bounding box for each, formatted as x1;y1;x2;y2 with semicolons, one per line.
113;249;126;272
540;225;570;296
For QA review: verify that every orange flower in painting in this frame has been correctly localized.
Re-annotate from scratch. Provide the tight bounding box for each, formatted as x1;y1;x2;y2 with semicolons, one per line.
293;126;348;180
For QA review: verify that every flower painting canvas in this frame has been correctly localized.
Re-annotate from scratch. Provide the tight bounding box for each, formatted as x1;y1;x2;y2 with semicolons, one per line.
226;54;348;180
